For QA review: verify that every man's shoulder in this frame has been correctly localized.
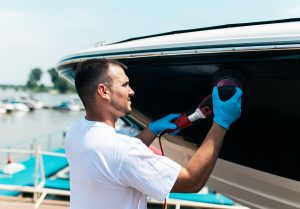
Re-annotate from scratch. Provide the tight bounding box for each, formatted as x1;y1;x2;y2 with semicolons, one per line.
116;133;151;157
116;133;142;145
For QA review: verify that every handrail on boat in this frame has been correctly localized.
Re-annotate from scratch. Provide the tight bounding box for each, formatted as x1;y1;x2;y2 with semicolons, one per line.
0;129;68;209
0;183;70;209
0;129;66;166
0;148;66;158
0;144;58;208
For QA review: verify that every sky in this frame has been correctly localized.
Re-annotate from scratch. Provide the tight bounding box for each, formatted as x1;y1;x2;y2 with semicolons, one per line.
1;0;300;85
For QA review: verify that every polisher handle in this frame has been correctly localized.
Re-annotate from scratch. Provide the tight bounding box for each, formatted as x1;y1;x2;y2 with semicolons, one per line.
166;95;213;134
199;95;213;118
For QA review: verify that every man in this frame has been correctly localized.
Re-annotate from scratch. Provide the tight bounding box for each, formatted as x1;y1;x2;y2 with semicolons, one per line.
65;58;242;209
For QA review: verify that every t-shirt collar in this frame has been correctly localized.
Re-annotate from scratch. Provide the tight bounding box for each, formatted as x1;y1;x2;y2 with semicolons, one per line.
80;117;115;131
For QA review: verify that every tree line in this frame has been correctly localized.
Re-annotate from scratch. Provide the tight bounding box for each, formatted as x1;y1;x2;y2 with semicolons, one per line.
26;67;75;93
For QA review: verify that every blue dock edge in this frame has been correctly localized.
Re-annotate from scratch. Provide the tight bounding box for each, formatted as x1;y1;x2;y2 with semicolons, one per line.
169;192;234;205
0;148;68;196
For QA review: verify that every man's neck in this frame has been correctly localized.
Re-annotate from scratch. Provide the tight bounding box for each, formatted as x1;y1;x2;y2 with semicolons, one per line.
85;111;117;128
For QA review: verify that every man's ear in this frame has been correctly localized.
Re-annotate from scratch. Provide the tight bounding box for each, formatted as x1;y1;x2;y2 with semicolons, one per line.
97;84;110;100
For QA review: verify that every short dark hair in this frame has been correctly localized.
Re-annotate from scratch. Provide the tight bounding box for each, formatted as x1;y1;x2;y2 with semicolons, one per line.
74;58;127;108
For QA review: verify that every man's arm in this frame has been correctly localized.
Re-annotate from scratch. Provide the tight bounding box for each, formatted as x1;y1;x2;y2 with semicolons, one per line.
172;87;243;193
171;122;226;192
136;127;157;147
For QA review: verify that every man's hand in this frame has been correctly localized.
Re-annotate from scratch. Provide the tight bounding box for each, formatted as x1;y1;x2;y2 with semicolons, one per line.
149;113;181;135
212;87;243;129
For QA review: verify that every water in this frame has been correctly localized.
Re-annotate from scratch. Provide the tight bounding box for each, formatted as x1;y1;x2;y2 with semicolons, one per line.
0;89;84;164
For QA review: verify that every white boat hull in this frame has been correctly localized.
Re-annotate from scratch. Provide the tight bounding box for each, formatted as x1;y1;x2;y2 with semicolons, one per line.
208;159;300;209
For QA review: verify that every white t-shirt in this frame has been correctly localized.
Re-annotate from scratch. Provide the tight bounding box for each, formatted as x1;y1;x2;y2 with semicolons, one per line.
65;118;181;209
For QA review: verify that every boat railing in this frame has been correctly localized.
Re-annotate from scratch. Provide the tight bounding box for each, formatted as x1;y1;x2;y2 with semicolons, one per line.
0;129;66;166
0;129;69;209
0;145;69;209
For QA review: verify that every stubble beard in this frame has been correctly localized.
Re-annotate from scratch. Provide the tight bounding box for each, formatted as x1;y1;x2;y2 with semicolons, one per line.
110;97;131;115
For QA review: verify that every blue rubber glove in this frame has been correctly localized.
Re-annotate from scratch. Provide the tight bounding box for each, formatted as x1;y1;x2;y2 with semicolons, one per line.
149;113;181;135
212;87;243;129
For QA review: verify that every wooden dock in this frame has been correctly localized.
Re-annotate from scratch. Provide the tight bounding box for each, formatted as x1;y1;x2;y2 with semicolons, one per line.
0;196;69;209
0;196;249;209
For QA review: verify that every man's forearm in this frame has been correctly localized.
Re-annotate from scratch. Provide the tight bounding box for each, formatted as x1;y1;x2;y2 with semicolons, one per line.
172;122;226;192
172;86;242;193
187;122;226;190
136;127;157;146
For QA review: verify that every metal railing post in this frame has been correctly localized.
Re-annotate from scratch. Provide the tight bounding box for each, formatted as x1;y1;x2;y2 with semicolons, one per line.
33;145;40;202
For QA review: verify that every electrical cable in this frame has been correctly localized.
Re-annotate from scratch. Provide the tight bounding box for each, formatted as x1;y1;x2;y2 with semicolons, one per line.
158;132;167;209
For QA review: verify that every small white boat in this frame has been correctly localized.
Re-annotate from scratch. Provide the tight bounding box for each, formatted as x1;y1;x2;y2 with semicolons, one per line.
19;95;44;109
54;100;81;111
2;99;30;112
0;101;14;113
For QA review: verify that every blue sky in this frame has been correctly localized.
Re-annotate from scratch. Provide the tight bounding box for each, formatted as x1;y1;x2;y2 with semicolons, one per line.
1;0;300;85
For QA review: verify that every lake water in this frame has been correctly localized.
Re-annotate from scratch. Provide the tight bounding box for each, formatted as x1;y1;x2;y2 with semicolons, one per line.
0;89;84;164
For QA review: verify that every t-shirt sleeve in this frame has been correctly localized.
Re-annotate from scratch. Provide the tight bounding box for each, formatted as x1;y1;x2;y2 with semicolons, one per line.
118;139;181;201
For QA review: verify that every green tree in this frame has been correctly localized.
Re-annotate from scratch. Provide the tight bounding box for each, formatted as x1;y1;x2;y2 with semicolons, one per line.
48;68;75;93
26;68;43;89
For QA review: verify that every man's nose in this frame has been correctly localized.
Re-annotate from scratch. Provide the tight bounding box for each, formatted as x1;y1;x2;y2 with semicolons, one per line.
129;86;135;96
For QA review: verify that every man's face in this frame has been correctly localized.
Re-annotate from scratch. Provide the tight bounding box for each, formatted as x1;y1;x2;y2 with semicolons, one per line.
108;65;135;116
